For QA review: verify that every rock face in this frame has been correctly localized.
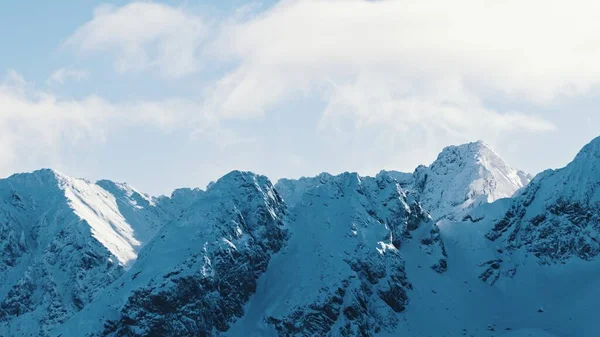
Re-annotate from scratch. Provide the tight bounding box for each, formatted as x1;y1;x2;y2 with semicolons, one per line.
52;171;446;337
484;136;600;265
55;171;287;337
228;172;445;337
0;169;167;336
393;141;531;221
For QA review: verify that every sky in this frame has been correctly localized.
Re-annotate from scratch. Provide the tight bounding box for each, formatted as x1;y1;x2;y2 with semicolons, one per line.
1;0;600;195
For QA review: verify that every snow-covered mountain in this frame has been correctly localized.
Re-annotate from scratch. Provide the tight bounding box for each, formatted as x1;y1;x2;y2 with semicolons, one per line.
52;170;447;337
4;138;600;337
229;172;446;336
474;135;600;276
416;136;600;337
54;171;287;336
390;141;532;221
0;169;172;336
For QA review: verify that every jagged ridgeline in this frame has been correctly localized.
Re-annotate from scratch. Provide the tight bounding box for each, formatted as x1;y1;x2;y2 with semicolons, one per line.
0;138;599;337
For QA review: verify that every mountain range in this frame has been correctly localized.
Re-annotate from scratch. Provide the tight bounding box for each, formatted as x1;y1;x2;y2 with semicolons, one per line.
0;138;597;337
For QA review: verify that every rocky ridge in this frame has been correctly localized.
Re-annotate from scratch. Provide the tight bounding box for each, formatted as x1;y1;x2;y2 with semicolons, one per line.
1;138;598;337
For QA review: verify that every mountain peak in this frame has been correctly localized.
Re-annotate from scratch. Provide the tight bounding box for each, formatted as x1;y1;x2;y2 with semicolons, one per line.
6;168;67;186
520;135;600;205
435;140;501;169
208;170;272;193
442;140;489;152
413;141;531;221
459;139;491;151
574;135;600;162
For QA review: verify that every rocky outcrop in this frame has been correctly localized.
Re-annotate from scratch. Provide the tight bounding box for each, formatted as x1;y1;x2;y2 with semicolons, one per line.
78;171;288;337
485;137;600;266
234;172;444;337
0;170;168;336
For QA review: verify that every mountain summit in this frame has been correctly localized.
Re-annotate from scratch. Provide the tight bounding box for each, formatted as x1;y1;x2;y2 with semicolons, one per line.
408;141;531;221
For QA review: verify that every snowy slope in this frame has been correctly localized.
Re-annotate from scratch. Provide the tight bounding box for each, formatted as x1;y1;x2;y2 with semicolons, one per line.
500;330;562;337
392;141;532;221
480;135;600;270
423;136;600;337
226;172;446;336
53;171;287;337
0;169;168;336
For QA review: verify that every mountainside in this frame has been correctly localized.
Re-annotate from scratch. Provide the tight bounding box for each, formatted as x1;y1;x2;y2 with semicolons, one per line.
473;135;600;277
54;171;448;337
228;172;445;336
412;136;600;337
0;169;170;336
54;171;287;337
3;138;600;337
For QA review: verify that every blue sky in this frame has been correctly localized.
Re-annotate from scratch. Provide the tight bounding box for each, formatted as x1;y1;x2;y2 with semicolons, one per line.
1;0;600;195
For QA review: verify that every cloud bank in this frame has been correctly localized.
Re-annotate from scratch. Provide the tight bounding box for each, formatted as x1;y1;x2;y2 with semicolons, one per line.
0;70;219;173
9;0;600;189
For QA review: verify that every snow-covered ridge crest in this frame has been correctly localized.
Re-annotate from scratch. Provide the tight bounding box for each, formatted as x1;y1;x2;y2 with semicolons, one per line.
226;171;445;336
14;169;159;267
0;138;552;337
61;176;147;267
481;135;600;265
53;170;288;337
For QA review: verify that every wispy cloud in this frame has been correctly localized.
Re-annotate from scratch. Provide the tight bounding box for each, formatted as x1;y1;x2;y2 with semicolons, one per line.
212;0;600;107
61;0;576;133
65;2;208;78
14;0;600;187
0;70;223;174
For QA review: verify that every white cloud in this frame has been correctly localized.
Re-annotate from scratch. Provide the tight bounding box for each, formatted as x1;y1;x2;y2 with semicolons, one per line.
319;74;556;135
198;0;600;132
63;0;574;136
216;0;600;102
37;0;600;188
0;71;223;174
65;2;208;78
48;67;89;84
